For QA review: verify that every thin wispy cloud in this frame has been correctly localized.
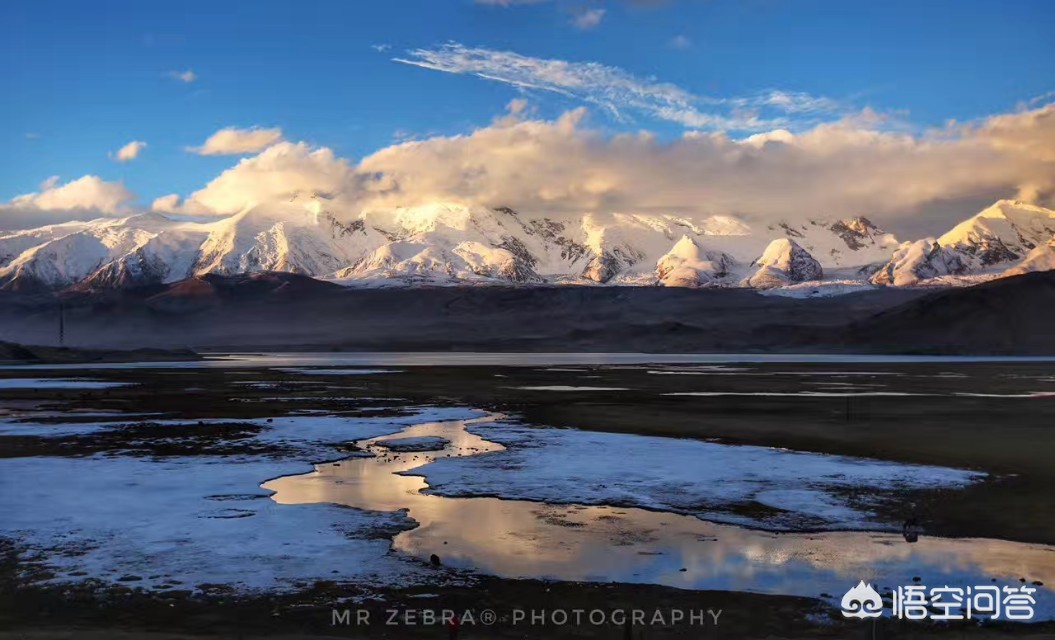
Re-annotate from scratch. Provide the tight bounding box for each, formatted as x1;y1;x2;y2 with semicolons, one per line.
371;43;391;53
572;8;606;29
393;43;846;131
669;35;692;50
1025;90;1055;108
168;69;197;83
475;0;550;5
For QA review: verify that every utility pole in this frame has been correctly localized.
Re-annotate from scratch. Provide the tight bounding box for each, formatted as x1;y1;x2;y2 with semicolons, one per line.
58;301;65;347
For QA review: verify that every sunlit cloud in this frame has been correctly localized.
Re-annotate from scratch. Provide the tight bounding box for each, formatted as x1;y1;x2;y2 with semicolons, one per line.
111;140;147;163
180;142;353;214
187;126;285;156
151;194;181;212
163;102;1055;238
7;102;1054;237
0;176;136;228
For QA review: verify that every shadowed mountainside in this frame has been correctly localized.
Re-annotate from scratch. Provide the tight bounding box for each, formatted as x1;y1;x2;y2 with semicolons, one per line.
843;270;1055;354
0;271;1052;354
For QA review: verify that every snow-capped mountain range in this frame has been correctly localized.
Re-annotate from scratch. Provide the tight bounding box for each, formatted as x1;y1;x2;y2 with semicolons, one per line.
1;197;1053;294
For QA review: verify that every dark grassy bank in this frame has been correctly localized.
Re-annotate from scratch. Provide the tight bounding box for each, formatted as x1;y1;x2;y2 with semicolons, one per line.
0;340;199;364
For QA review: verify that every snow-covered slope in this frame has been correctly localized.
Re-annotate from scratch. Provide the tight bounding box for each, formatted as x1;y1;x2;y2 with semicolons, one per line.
1003;241;1055;277
764;216;898;270
655;236;736;287
938;200;1055;268
0;197;1052;292
741;239;823;289
870;239;967;286
868;200;1055;287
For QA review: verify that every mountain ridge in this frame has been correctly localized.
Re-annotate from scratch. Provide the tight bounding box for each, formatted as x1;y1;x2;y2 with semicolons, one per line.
0;198;1052;293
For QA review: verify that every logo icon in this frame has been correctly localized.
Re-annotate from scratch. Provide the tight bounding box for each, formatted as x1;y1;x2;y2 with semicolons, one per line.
841;580;884;618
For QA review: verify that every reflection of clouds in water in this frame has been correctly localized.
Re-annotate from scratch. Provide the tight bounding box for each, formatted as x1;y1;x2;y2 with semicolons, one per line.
647;369;901;376
273;368;399;375
955;392;1055;398
265;414;1055;617
514;386;629;392
666;391;928;397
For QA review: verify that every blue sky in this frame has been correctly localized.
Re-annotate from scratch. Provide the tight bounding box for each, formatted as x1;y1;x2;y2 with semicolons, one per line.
2;0;1053;206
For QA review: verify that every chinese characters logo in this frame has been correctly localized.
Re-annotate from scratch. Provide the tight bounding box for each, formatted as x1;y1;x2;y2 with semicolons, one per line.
840;581;1037;621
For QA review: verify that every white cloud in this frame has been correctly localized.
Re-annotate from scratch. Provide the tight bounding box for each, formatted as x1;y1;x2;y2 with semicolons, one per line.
188;127;285;156
669;35;692;50
151;194;181;212
506;98;529;115
10;175;134;212
572;8;606;29
0;176;136;229
162;102;1055;237
168;69;197;83
370;44;391;53
393;43;843;131
111;140;147;163
8;103;1055;238
475;0;550;5
491;98;535;127
181;142;354;214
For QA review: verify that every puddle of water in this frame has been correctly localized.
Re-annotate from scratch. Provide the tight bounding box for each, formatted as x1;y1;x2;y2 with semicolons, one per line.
514;386;630;392
0;378;131;389
955;392;1055;399
274;368;399;376
264;415;1055;618
666;391;928;397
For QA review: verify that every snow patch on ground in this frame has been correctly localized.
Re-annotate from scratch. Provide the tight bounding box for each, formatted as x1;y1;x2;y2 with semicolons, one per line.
0;407;483;592
757;280;878;298
416;422;985;531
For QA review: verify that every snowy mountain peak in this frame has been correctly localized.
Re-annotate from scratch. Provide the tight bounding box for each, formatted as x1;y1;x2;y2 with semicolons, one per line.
766;216;899;269
655;235;735;287
937;199;1055;267
870;239;966;287
668;234;705;259
829;216;887;250
741;238;823;289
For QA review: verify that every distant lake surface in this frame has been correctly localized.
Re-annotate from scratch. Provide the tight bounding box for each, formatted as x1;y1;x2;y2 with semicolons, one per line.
5;351;1055;370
